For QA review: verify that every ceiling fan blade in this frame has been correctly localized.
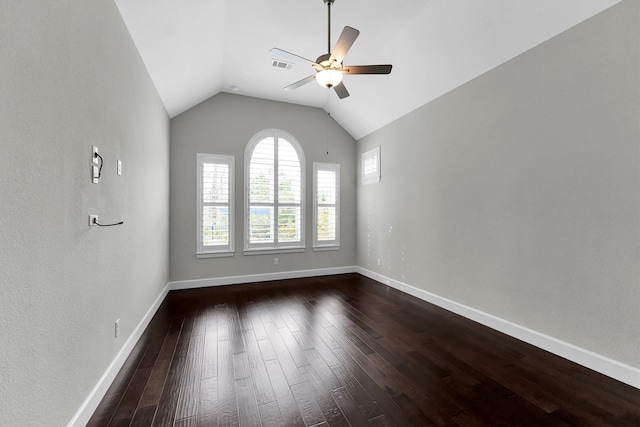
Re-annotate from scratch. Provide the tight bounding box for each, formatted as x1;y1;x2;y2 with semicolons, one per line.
343;64;393;75
270;48;317;66
284;75;316;91
333;81;350;99
329;26;360;64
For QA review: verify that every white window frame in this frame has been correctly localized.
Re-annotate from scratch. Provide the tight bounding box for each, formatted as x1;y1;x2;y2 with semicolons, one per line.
313;162;340;250
196;153;235;258
244;129;306;254
362;146;381;185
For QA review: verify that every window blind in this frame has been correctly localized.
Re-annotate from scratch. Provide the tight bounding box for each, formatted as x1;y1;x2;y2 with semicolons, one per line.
246;130;305;251
197;154;234;256
313;163;340;248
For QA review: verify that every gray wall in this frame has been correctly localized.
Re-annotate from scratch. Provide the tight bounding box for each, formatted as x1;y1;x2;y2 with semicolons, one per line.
0;1;170;425
357;0;639;367
170;93;356;282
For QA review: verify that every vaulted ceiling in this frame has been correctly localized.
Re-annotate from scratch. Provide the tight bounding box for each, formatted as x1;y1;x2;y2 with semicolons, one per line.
114;0;620;140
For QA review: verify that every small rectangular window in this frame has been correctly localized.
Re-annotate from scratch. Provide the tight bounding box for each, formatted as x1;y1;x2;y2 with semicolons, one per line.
313;162;340;250
197;154;234;257
362;146;380;185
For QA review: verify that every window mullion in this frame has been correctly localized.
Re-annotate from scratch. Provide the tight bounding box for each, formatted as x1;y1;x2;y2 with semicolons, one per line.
274;134;279;245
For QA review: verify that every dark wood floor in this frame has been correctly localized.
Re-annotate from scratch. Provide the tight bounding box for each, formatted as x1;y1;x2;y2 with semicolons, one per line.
89;273;640;426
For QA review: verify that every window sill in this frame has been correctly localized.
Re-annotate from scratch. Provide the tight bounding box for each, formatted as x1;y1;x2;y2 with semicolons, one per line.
196;251;235;259
313;245;340;252
243;247;305;256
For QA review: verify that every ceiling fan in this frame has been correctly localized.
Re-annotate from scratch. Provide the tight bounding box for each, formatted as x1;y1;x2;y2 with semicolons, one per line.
270;0;392;99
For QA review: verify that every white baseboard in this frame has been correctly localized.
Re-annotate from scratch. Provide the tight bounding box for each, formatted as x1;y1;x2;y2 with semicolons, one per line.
70;265;638;425
67;283;170;427
355;266;640;389
168;265;357;290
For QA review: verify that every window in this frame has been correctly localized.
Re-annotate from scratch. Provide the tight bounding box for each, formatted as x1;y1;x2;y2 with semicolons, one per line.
313;163;340;250
362;146;381;185
245;129;305;253
196;154;234;257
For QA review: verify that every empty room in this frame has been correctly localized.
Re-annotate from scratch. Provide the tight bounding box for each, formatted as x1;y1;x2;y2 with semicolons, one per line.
1;0;638;425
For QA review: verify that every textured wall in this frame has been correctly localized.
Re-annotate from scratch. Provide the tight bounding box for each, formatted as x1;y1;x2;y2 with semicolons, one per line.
356;1;639;367
0;1;170;425
170;93;356;282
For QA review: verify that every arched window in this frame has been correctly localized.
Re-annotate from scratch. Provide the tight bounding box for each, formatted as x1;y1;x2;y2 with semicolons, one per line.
245;129;305;252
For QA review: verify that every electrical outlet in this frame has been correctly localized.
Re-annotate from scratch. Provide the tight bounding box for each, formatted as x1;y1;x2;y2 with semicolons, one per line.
92;146;99;165
89;215;98;226
377;258;381;266
115;319;120;338
274;258;279;265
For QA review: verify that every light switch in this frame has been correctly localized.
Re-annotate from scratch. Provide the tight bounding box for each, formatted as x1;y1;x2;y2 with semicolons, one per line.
117;160;122;176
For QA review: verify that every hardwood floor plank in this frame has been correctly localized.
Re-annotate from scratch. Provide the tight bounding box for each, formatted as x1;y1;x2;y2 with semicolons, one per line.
291;330;315;351
175;334;204;420
368;414;393;427
261;296;288;329
235;377;261;427
298;365;350;427
258;401;285;427
243;328;277;406
152;313;196;426
277;325;311;368
264;358;305;427
108;366;153;426
329;363;382;420
331;347;428;427
307;331;341;368
130;405;157;426
196;376;218;426
138;314;174;370
138;318;183;409
264;322;305;385
290;382;326;427
86;392;122;427
229;304;246;355
329;387;371;427
331;347;416;426
237;303;253;333
190;307;207;338
302;348;342;390
173;416;196;427
233;351;251;380
258;337;278;362
247;302;269;340
215;339;240;426
200;319;218;380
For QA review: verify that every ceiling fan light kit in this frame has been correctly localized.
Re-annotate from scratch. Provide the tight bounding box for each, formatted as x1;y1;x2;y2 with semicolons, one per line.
271;0;392;99
316;69;343;88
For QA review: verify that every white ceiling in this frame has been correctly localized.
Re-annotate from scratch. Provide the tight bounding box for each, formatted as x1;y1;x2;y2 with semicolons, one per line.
114;0;620;140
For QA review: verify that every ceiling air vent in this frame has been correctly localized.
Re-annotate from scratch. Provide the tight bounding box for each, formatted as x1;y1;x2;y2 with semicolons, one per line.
271;59;294;70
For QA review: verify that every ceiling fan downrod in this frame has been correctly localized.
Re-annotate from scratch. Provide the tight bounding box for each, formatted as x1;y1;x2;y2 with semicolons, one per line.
325;0;335;55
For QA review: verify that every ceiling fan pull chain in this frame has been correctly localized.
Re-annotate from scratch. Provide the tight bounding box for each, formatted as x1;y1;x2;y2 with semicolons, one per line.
326;91;331;155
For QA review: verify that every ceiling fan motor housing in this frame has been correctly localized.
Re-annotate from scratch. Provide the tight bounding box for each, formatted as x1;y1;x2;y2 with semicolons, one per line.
315;53;341;69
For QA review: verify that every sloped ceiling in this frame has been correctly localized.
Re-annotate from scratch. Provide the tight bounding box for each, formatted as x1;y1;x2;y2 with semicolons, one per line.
114;0;620;140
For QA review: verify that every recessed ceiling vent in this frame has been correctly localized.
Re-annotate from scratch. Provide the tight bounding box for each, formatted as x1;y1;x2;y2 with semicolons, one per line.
271;59;294;70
